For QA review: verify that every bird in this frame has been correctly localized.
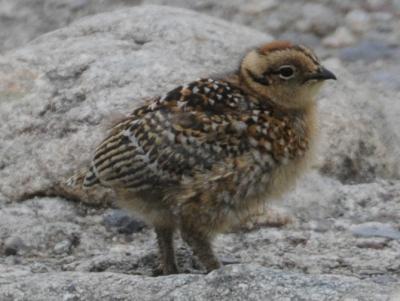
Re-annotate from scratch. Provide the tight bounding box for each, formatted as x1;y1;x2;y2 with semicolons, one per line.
66;40;336;275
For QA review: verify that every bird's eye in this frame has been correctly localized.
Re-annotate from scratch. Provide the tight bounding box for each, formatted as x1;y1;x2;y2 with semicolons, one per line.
279;65;295;79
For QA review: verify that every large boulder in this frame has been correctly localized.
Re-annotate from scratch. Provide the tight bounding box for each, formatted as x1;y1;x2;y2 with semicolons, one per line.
1;5;399;206
0;5;271;204
316;59;400;183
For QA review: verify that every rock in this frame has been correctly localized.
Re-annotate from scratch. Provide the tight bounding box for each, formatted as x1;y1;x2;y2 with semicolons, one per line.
4;236;25;256
322;27;356;48
371;66;400;90
0;0;131;53
237;206;293;232
315;58;400;183
0;264;396;301
63;293;80;301
350;222;400;240
345;9;371;33
355;238;388;249
393;0;400;11
0;198;88;256
339;40;397;62
298;3;338;36
1;180;399;297
239;0;278;14
369;12;395;36
30;262;50;273
54;239;73;255
0;5;272;205
277;32;320;48
0;0;398;59
102;209;146;234
366;0;389;11
1;5;399;203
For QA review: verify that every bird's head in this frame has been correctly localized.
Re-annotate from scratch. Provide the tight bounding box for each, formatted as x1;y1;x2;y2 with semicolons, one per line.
240;41;336;110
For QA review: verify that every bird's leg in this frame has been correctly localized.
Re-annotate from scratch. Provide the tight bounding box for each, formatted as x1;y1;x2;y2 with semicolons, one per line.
154;226;178;275
180;222;221;273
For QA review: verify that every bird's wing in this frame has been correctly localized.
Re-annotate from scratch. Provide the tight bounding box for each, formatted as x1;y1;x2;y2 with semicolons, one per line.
86;79;253;191
84;78;308;193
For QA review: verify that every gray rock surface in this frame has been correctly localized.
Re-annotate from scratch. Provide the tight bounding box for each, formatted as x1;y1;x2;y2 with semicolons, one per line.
0;5;272;204
1;0;399;55
350;222;400;240
1;5;399;204
316;58;400;183
1;179;400;299
102;209;146;234
0;0;142;54
0;265;398;301
1;3;400;301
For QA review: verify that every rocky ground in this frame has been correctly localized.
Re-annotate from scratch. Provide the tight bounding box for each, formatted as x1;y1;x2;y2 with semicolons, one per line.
0;1;399;301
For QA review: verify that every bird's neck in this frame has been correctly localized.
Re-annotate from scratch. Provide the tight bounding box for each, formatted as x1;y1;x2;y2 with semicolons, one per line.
226;73;317;140
291;104;317;141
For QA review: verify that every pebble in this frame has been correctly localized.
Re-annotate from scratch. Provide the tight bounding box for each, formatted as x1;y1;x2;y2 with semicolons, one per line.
339;40;396;62
70;0;88;10
350;222;400;240
54;240;72;255
299;3;337;36
323;27;356;48
4;236;25;256
393;0;400;11
366;0;387;11
240;0;278;14
345;9;370;33
356;238;388;249
370;12;394;33
102;209;146;234
63;293;80;301
372;67;400;90
30;262;50;273
278;32;320;48
371;12;393;23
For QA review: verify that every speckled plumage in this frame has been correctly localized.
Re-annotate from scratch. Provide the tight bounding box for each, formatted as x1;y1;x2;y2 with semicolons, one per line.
67;40;336;274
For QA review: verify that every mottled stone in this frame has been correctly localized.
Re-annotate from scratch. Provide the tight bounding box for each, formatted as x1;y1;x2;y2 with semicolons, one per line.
299;3;338;36
102;209;146;234
345;9;370;33
4;236;25;256
339;40;397;62
0;265;396;301
323;27;356;48
350;222;400;240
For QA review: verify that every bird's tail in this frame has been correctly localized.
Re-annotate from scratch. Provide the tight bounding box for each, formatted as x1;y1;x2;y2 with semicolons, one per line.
65;165;100;189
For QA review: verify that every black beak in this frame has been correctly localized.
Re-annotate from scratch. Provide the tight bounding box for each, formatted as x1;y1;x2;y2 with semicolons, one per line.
307;66;337;81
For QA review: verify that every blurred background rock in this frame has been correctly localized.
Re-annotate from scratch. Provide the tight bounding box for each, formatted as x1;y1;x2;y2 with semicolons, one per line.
1;0;399;90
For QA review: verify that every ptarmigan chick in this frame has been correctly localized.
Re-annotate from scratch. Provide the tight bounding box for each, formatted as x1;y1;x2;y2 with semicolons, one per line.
67;41;336;275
